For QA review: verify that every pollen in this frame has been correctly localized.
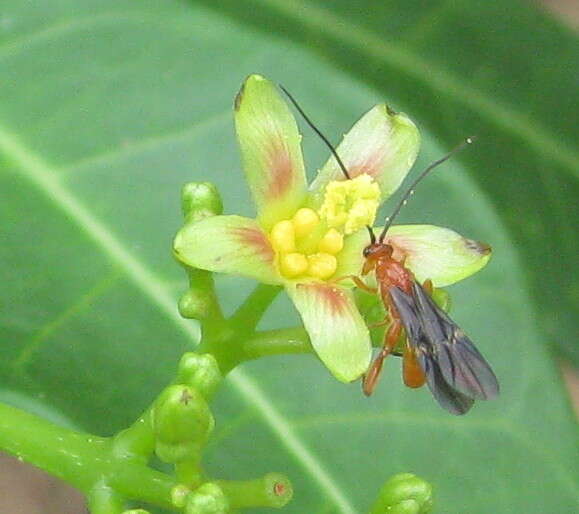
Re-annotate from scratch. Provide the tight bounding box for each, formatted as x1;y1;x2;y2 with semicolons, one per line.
318;228;344;254
318;173;380;235
280;252;308;278
307;253;337;280
292;207;319;238
270;220;296;253
271;205;346;279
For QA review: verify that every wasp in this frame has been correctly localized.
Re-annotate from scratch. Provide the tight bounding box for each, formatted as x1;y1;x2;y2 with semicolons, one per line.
353;139;499;414
281;87;499;414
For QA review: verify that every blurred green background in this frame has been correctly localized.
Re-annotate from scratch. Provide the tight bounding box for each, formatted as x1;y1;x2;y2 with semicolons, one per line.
0;1;577;513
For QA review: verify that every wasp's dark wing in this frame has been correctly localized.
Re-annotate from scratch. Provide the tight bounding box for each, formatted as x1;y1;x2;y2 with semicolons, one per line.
419;350;475;415
389;286;475;415
389;283;499;415
411;282;499;401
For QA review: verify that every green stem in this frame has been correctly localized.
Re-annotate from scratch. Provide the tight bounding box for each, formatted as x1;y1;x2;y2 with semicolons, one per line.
112;409;154;460
187;268;227;339
217;473;292;509
175;459;203;488
229;284;281;330
0;402;177;510
0;401;107;492
88;480;126;514
239;327;312;361
199;285;282;373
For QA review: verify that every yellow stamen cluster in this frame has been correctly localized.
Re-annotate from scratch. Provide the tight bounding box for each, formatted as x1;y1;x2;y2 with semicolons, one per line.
269;175;380;281
318;173;380;235
270;208;343;280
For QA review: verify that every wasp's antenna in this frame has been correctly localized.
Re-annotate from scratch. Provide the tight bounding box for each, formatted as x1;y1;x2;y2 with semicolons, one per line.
366;225;376;245
378;137;476;243
279;84;351;180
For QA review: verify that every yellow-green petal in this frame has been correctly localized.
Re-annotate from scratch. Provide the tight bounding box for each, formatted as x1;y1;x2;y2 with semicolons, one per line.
286;282;371;382
173;215;282;285
234;74;307;230
336;224;492;288
310;104;420;200
385;225;492;287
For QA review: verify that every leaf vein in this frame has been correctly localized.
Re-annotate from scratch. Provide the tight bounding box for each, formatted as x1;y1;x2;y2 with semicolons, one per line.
12;271;122;374
58;110;231;176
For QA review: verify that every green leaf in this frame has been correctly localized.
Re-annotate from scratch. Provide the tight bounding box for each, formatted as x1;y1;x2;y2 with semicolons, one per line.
0;1;577;513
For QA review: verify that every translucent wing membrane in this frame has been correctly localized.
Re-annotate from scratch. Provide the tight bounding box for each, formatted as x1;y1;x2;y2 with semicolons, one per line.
419;352;475;415
389;283;499;415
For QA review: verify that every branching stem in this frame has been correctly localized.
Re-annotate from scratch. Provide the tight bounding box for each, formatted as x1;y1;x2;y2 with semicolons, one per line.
229;283;282;330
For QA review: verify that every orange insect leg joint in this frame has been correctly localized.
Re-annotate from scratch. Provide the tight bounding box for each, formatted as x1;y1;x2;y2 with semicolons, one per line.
362;318;402;396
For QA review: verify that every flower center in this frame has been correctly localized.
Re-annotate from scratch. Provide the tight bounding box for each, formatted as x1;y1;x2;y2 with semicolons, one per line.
269;174;380;280
318;173;380;235
270;208;342;280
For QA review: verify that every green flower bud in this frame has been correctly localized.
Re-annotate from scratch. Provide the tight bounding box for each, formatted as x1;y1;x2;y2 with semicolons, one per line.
152;385;214;463
171;484;192;509
177;353;222;398
184;482;229;514
370;473;433;514
177;268;221;321
181;182;223;223
178;285;211;320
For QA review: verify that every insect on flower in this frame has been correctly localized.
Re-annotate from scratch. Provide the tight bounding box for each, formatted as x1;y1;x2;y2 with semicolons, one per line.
354;140;499;415
176;75;494;391
282;88;499;414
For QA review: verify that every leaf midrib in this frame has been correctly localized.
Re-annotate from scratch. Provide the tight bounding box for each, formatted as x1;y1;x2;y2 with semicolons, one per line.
0;123;356;513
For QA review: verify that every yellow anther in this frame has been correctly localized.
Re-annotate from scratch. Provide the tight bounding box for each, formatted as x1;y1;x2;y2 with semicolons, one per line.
318;228;344;254
318;173;380;235
344;199;378;235
270;220;296;253
292;208;319;238
280;252;308;278
307;253;337;280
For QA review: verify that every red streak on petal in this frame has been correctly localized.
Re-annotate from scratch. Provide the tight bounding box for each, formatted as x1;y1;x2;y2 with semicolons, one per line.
348;151;385;179
232;226;274;263
267;139;294;199
303;283;349;317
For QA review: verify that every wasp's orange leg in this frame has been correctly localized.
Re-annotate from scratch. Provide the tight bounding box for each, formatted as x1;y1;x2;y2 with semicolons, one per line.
402;342;426;389
422;278;433;295
362;318;402;396
332;274;378;294
368;318;390;329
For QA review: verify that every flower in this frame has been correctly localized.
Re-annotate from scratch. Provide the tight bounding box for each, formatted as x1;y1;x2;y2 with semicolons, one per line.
173;74;490;382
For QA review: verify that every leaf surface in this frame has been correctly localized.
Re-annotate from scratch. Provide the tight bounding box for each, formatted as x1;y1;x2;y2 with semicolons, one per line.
0;1;577;513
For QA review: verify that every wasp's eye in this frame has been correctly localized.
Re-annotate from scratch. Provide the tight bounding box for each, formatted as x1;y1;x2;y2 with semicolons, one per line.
363;247;371;258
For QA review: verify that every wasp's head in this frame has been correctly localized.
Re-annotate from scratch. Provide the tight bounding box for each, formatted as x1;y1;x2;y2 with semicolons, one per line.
362;226;393;274
362;242;392;259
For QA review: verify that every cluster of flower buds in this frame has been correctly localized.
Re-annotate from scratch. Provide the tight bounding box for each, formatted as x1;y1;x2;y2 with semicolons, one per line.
147;353;293;512
177;182;224;321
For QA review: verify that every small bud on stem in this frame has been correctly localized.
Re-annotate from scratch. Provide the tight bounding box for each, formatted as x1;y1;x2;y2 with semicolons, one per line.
369;473;433;513
181;182;223;223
